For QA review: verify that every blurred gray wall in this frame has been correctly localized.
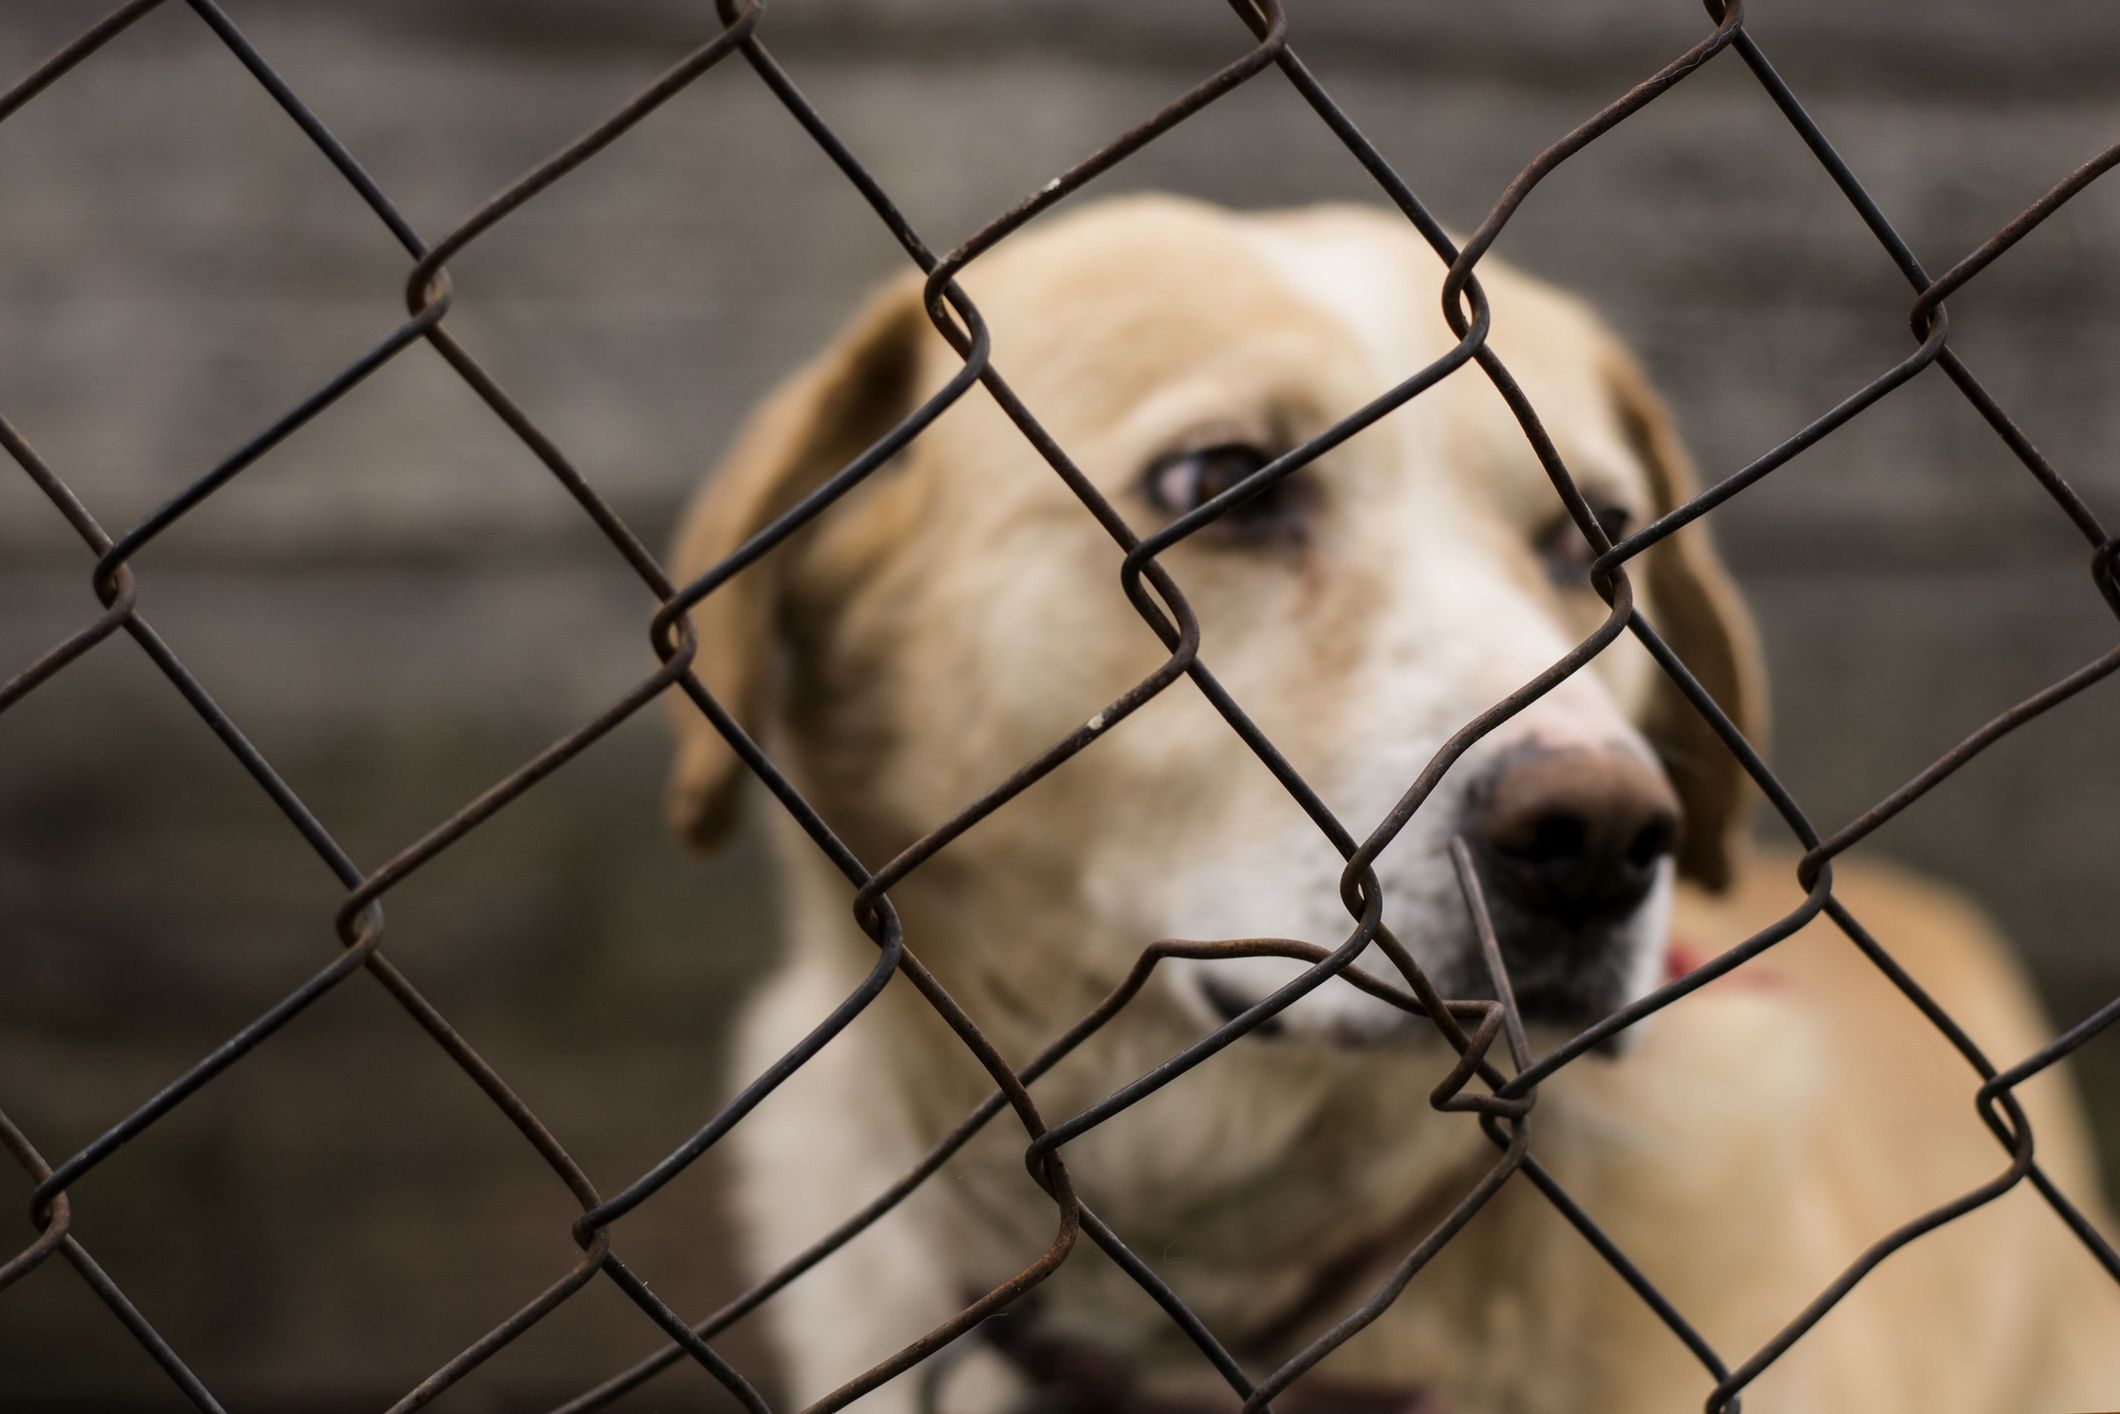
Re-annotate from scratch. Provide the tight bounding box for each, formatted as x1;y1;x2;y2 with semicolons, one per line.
3;0;2117;1408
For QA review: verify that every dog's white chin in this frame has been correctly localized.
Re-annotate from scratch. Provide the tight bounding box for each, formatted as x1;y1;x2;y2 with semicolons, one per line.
1176;957;1437;1049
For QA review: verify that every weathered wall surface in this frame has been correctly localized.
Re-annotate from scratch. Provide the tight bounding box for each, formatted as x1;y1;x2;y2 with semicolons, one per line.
3;2;2116;1407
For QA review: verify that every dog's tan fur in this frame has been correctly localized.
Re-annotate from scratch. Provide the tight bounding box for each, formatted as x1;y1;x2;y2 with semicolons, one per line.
668;197;2120;1412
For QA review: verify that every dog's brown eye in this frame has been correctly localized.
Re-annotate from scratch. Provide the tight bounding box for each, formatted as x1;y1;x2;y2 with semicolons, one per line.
1538;501;1634;584
1142;443;1299;540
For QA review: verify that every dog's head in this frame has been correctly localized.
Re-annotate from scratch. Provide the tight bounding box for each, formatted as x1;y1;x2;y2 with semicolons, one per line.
667;196;1762;1050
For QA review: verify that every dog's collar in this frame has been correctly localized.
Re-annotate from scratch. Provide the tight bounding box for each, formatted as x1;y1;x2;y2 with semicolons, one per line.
967;1150;1487;1413
977;1308;1442;1413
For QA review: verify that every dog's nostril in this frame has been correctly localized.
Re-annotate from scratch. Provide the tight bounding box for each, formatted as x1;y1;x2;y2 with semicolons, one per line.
1627;816;1677;871
1514;812;1588;866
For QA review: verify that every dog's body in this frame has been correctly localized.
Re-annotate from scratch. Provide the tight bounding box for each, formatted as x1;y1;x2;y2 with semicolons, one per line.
669;198;2120;1412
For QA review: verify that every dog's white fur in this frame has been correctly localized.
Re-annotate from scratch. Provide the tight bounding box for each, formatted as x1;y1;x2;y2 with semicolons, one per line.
668;197;2120;1412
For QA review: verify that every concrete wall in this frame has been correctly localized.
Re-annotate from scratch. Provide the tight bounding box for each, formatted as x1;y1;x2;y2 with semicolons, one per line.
3;1;2116;1407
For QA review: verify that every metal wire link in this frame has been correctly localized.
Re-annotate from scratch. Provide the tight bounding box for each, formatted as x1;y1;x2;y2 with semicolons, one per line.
3;1;2117;1411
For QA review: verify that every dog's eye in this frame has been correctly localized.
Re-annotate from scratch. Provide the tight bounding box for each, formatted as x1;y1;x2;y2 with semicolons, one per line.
1537;500;1635;584
1141;443;1301;540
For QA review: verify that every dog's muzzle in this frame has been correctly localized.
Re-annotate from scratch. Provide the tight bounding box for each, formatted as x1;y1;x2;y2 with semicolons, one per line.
1187;743;1680;1048
1456;742;1679;1028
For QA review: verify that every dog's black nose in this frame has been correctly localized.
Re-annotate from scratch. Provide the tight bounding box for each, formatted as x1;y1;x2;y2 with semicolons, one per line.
1471;747;1681;925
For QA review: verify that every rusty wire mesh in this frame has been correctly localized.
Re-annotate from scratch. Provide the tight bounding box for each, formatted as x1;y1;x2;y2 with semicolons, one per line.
4;0;2119;1411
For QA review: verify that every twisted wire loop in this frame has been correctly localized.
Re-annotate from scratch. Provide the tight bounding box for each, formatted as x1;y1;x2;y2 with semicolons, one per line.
1;0;2115;1409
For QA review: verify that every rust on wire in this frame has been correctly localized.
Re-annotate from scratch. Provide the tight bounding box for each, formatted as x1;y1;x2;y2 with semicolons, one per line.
3;0;2118;1411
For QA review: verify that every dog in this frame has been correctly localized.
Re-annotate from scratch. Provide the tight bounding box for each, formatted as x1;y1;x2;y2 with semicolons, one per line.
666;196;2120;1412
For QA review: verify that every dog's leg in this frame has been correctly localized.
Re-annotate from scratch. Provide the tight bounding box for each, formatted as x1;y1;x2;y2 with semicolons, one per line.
726;959;1033;1414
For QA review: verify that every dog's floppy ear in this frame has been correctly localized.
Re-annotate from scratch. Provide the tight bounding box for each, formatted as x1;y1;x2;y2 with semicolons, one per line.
665;274;930;851
1604;350;1766;891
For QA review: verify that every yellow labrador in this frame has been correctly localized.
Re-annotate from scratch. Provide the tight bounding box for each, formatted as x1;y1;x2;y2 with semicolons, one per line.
666;197;2120;1413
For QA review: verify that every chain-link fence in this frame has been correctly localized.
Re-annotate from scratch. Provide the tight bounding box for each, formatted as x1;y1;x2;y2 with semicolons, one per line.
4;1;2118;1411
